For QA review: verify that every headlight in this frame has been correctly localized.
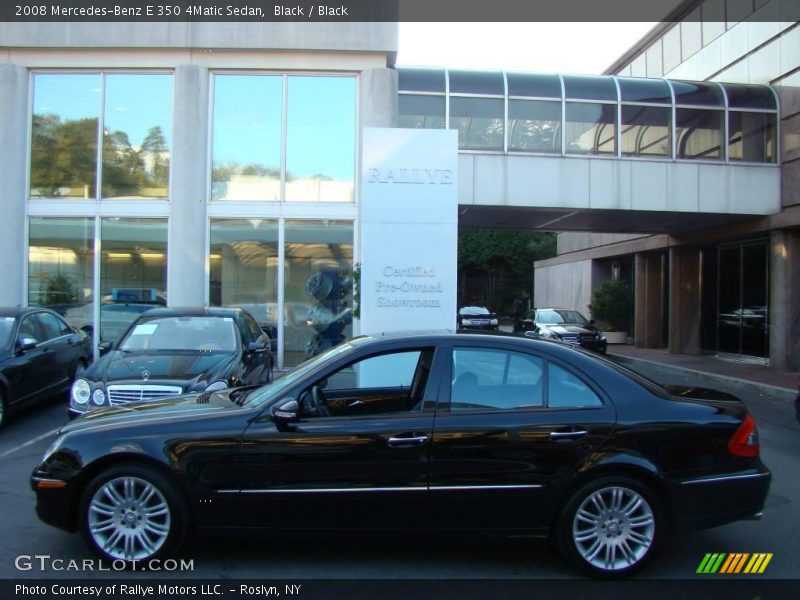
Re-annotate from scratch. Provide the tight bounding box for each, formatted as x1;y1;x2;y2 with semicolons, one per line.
92;388;106;406
71;379;91;405
462;319;473;325
539;329;557;338
205;380;229;392
490;318;498;325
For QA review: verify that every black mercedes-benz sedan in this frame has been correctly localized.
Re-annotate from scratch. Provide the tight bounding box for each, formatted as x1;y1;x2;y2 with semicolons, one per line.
516;308;608;353
34;332;769;577
67;307;272;417
457;306;499;331
0;306;92;427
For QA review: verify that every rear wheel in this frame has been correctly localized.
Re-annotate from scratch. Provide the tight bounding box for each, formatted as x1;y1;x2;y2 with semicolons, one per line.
558;476;660;577
80;465;187;565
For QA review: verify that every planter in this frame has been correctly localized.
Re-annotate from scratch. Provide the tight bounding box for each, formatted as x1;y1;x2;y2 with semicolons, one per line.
604;331;628;344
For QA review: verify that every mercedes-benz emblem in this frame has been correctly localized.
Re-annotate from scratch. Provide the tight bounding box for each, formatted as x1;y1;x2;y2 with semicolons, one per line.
141;369;150;381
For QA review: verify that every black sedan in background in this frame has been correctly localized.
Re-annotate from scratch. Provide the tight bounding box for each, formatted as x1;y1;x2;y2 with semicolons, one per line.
34;332;768;577
0;307;91;427
516;308;608;353
457;306;499;330
68;307;272;417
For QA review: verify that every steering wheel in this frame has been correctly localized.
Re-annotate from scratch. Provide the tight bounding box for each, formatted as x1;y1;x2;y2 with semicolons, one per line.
310;385;330;417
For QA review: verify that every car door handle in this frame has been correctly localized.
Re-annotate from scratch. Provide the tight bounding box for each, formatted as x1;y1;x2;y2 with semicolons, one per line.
549;429;588;441
387;435;429;447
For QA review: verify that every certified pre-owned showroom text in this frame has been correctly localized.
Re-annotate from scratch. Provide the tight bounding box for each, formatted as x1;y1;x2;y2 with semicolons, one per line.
14;554;194;572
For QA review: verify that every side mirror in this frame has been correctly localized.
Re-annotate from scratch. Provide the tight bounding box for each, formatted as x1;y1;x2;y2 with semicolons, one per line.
272;398;299;424
17;337;37;352
589;319;596;325
521;319;535;331
98;341;113;356
248;339;269;353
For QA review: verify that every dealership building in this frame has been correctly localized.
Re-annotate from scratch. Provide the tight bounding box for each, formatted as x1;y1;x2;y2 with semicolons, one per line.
1;0;798;370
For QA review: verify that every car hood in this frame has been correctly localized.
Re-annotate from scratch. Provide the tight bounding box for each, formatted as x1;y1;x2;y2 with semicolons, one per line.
541;324;595;335
60;391;243;434
89;350;237;387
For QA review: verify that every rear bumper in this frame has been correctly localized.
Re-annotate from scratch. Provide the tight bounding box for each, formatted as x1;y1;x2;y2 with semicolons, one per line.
670;468;771;531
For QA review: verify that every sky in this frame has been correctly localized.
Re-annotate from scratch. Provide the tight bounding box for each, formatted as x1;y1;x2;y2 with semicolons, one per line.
397;22;657;75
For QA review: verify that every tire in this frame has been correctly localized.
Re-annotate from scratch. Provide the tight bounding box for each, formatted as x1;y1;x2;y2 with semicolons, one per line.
80;465;187;565
557;476;661;578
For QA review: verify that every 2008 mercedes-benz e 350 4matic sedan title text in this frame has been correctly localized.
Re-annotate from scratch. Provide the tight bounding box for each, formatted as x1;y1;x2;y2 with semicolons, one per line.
33;332;769;577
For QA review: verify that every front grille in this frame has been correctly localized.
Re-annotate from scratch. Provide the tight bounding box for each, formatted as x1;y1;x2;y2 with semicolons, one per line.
107;385;183;405
560;333;580;344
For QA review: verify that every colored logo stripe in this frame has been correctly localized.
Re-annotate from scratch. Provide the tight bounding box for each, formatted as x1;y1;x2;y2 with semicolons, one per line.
697;553;772;574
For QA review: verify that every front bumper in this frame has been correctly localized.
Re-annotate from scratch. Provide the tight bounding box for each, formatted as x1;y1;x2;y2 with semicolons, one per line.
31;469;80;532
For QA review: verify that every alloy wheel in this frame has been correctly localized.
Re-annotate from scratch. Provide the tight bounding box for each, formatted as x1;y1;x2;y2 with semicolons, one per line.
87;476;171;561
571;485;655;572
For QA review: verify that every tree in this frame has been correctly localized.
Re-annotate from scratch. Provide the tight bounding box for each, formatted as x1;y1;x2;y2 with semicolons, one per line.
457;230;556;314
588;279;633;331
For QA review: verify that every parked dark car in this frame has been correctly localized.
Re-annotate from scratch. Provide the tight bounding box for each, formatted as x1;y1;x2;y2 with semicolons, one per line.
0;307;92;427
67;307;272;418
515;308;607;353
457;306;499;331
34;331;769;576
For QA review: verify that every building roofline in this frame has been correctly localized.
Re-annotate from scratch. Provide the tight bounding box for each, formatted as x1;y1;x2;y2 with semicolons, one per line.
602;0;704;76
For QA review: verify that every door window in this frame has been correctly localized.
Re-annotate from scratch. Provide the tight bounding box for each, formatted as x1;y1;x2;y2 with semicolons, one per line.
451;348;544;410
300;348;433;418
546;363;602;408
36;312;71;341
18;315;42;345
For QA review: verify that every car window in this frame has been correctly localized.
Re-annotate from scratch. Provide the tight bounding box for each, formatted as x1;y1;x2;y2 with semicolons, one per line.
451;347;543;411
244;313;264;341
547;363;603;408
120;316;238;352
18;315;42;345
35;312;71;341
0;317;16;347
237;317;253;346
298;348;434;419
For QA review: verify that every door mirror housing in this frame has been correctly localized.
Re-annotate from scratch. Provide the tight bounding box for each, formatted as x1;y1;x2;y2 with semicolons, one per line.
521;319;535;331
17;337;37;352
272;398;299;424
98;341;113;356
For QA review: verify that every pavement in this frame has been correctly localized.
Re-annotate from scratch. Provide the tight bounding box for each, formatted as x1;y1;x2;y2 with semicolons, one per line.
608;344;799;402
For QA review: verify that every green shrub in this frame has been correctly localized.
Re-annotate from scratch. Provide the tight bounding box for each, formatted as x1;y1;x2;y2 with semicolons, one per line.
589;279;632;331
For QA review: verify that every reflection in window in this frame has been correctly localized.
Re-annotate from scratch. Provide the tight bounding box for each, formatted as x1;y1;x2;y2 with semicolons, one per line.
398;94;446;129
451;348;543;410
31;74;100;198
283;220;353;367
565;103;616;155
508;100;561;153
676;109;723;160
547;363;602;408
621;106;671;157
728;112;776;163
100;218;167;344
212;75;282;201
286;76;355;202
662;25;681;74
209;219;279;338
28;218;95;326
449;97;504;151
102;74;172;199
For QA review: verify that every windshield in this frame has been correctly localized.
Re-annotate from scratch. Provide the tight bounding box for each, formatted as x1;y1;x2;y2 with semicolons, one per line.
459;306;491;316
243;339;360;407
0;317;15;348
119;316;238;352
537;309;589;325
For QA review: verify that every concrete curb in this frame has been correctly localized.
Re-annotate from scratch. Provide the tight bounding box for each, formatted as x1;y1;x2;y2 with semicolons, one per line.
608;352;797;402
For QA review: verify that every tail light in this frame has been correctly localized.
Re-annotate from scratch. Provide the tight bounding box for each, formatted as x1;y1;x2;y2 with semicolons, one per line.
728;414;760;457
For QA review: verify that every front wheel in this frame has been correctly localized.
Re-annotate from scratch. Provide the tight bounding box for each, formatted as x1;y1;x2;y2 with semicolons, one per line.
80;465;187;565
558;476;660;578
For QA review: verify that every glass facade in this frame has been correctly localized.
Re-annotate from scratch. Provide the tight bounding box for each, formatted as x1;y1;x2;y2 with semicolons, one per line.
31;72;172;200
284;220;353;367
211;74;356;203
397;68;777;163
212;75;282;201
209;219;279;334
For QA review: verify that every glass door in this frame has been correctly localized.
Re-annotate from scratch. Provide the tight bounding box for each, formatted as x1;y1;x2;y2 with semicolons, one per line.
716;241;768;359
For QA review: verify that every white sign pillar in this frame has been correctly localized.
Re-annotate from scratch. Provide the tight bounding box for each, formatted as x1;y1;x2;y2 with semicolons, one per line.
359;128;459;334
